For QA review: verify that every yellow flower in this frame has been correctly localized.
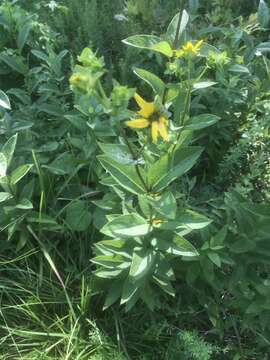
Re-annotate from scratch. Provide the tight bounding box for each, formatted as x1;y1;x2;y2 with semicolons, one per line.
125;93;168;143
174;40;203;57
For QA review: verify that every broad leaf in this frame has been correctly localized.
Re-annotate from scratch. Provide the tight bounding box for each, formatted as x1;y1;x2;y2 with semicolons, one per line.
1;134;17;167
17;24;31;52
193;81;217;90
0;192;13;203
101;213;150;238
129;249;156;280
98;155;146;195
122;35;173;57
98;143;135;164
0;153;8;177
10;164;32;185
166;10;189;46
0;53;28;74
185;114;220;130
134;68;165;98
148;146;203;192
91;254;127;269
151;234;198;257
121;277;139;305
258;0;270;28
151;191;177;220
66;200;91;231
0;90;11;110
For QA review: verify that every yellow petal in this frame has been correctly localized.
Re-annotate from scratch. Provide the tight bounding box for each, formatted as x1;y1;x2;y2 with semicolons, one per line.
138;104;155;118
134;93;148;109
125;118;150;129
194;39;203;51
183;42;194;52
158;117;168;141
134;93;155;118
151;121;159;143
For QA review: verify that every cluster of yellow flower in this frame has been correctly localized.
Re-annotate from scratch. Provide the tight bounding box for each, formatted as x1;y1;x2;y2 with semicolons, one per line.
126;40;203;143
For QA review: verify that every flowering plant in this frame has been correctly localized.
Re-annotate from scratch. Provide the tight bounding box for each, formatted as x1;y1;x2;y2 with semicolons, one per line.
70;9;221;310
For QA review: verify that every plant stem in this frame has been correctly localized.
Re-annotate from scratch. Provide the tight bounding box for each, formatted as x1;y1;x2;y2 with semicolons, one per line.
173;0;185;49
120;128;149;192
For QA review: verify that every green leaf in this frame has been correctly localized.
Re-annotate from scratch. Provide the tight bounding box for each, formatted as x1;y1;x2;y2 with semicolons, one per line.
17;24;31;52
229;64;250;74
98;143;134;164
16;199;33;210
122;35;173;57
31;49;49;62
1;134;17;167
189;0;199;14
10;164;32;185
103;281;122;309
258;0;270;28
151;191;177;220
148;146;203;192
166;10;189;46
230;237;256;253
256;42;270;53
101;213;150;238
193;81;217;90
134;68;165;98
129;249;155;280
91;254;127;269
185;114;220;131
98;154;146;195
65;200;91;232
207;252;221;267
0;90;11;110
44;153;78;175
95;239;132;259
94;268;124;279
0;153;8;177
152;235;198;257
0;53;28;74
121;277;139;306
0;192;13;203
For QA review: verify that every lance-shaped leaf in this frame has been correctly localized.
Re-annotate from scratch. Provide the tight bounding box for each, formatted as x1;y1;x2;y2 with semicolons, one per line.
101;213;150;238
184;114;220;131
91;254;129;269
98;143;135;164
10;164;33;185
151;235;198;257
166;10;189;46
129;248;156;280
1;134;18;168
148;146;203;192
0;90;11;110
98;155;146;195
122;35;173;57
134;68;165;98
0;153;7;177
0;192;13;203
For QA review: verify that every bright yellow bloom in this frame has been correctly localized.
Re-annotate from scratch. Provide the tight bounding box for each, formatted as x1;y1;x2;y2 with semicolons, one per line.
174;40;203;57
125;93;168;143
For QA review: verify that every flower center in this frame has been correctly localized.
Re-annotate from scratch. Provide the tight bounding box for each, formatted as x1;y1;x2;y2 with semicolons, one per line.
148;111;160;122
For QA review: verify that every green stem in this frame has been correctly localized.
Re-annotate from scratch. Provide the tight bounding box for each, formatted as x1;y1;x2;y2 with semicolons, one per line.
120;128;149;192
170;57;192;154
173;0;185;50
